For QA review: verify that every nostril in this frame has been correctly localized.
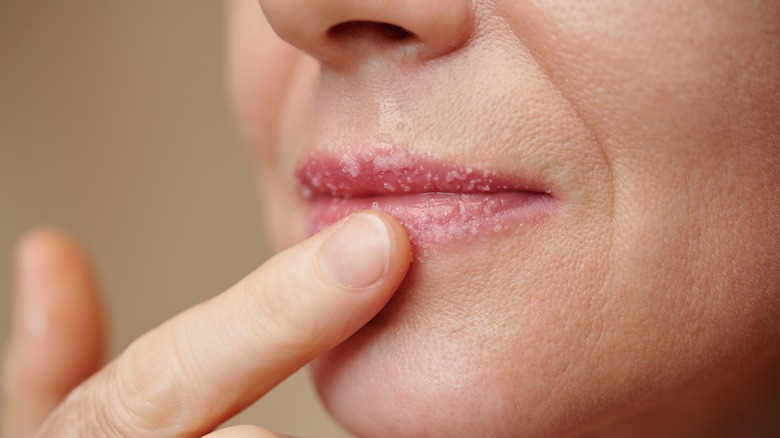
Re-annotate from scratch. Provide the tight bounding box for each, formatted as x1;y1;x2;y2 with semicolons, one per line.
328;21;416;43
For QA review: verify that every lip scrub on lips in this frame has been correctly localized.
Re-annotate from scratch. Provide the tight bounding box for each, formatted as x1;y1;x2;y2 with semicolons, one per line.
297;149;556;250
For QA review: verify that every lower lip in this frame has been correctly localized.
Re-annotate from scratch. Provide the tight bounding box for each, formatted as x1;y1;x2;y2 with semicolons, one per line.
307;192;554;248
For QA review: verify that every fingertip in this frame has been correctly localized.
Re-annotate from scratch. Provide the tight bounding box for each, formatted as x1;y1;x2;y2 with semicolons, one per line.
317;211;411;292
14;227;88;292
3;228;105;436
360;210;413;281
15;226;84;263
11;226;104;393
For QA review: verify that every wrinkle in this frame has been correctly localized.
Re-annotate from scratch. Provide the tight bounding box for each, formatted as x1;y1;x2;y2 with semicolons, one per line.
490;0;616;301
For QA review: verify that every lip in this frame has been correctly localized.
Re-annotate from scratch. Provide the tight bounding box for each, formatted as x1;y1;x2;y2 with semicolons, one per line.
296;148;556;248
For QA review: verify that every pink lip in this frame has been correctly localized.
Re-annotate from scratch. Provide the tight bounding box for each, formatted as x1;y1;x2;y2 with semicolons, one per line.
296;149;556;248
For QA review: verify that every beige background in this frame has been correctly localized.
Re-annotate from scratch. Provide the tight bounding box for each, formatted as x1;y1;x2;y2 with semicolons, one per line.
0;1;349;436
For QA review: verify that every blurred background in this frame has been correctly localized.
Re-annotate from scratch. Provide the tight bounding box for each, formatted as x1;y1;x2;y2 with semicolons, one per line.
0;1;348;435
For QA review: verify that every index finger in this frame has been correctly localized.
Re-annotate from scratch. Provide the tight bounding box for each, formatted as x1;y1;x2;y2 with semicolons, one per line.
37;212;411;437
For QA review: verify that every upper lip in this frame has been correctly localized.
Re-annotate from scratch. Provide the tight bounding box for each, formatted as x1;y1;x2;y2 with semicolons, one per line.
295;148;551;199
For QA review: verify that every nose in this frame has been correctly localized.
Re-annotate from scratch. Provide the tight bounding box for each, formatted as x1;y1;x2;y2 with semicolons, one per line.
259;0;475;66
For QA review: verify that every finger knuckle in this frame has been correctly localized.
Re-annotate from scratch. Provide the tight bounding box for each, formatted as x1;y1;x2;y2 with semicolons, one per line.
237;273;322;358
40;367;143;437
103;337;204;436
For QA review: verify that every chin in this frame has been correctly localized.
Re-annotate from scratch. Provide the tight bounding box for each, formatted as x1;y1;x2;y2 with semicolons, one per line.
308;257;558;438
311;326;513;437
305;212;597;437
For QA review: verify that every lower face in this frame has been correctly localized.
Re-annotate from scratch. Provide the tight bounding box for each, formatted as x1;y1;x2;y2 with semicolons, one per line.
229;1;780;436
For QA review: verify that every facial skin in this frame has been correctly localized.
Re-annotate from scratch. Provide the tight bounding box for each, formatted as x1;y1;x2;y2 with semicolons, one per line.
228;0;780;436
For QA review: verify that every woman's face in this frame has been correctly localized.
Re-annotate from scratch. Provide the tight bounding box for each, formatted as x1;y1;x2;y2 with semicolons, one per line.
228;0;780;436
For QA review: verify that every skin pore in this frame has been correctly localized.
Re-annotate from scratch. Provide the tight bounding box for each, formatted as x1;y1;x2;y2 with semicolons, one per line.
229;0;780;436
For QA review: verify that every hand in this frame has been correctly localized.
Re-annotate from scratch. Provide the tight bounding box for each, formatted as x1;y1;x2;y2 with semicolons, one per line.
2;212;412;437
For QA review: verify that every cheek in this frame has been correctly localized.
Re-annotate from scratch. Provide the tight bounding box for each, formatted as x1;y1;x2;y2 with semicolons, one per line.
228;0;316;250
312;322;510;436
260;57;322;250
507;0;780;334
505;0;780;417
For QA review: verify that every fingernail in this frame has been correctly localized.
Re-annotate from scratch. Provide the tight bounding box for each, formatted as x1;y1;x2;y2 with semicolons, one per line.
320;213;392;289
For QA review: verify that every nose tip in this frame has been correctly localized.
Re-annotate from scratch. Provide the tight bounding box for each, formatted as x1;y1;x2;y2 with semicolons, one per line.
260;0;475;65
